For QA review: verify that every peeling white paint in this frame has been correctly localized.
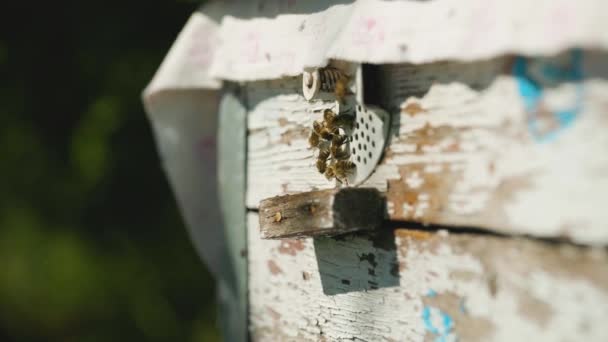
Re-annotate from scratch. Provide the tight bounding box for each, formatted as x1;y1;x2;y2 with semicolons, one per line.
248;213;608;341
246;53;608;245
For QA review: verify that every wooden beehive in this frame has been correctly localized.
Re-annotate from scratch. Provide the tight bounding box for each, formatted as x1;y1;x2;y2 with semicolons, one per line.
245;56;608;341
144;1;608;341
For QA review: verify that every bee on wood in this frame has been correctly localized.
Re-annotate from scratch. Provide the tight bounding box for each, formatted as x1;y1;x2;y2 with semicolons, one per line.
313;120;336;140
308;129;320;148
315;150;330;174
316;159;327;174
274;212;282;222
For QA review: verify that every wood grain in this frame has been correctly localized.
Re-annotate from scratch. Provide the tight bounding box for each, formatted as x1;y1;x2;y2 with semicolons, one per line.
259;188;384;239
246;51;608;245
248;212;608;341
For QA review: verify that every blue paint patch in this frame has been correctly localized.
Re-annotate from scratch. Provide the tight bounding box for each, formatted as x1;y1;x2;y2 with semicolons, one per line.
422;304;456;341
459;298;467;314
513;49;584;143
422;306;439;335
441;311;454;333
422;288;458;340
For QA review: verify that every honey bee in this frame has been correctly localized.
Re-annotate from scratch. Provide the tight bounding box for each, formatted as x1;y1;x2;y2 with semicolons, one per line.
318;67;350;103
324;164;336;180
318;149;330;161
308;130;320;148
333;160;356;183
323;109;354;130
330;134;349;160
315;150;330;174
313;120;336;140
316;159;327;174
334;76;350;103
323;160;355;184
331;144;350;160
309;106;355;184
331;134;347;147
323;109;336;124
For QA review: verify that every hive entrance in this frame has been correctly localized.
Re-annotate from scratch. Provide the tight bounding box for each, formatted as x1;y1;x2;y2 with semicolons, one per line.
344;104;389;185
305;64;390;186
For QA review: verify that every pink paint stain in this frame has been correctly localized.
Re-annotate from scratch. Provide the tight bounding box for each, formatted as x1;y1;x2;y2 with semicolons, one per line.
353;16;385;46
245;32;261;64
365;18;377;31
189;24;216;66
188;43;213;67
549;5;576;37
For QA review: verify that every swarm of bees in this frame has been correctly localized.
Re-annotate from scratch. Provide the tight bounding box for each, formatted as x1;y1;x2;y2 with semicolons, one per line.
309;109;356;184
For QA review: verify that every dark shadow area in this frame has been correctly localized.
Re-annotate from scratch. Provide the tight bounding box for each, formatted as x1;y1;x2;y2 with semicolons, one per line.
313;229;399;295
204;0;440;21
242;77;301;109
362;63;388;108
383;219;603;248
0;1;220;341
204;0;355;21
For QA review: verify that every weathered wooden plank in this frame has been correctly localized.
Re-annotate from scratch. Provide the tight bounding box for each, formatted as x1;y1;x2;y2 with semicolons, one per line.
246;51;608;245
259;188;384;239
247;212;608;341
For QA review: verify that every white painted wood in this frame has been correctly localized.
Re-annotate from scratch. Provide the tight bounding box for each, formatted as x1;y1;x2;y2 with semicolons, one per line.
248;212;608;341
246;52;608;245
208;0;608;81
143;3;608;340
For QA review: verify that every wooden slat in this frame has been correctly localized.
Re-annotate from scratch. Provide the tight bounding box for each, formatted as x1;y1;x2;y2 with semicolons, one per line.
259;188;384;239
246;51;608;245
247;212;608;341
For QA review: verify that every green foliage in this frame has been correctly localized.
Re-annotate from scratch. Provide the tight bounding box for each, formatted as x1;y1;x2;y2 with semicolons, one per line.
0;1;220;341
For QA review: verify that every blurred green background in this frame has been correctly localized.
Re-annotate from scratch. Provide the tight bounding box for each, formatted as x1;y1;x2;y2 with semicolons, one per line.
0;1;221;341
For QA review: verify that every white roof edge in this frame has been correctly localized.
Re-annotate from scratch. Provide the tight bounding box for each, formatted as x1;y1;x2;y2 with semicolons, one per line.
146;0;608;93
